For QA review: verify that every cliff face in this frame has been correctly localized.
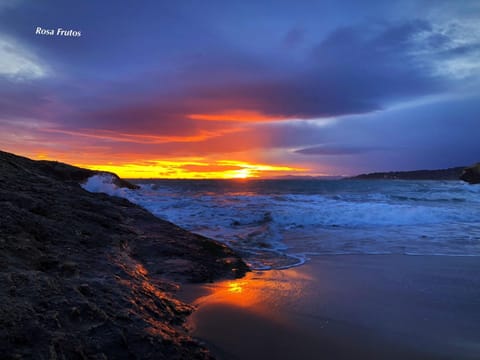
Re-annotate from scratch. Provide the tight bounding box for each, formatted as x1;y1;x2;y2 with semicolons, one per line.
0;150;248;359
460;163;480;184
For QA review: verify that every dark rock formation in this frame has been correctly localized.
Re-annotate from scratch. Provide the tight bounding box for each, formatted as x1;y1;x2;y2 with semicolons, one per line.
460;163;480;184
3;151;139;189
0;150;248;359
39;158;140;190
348;167;465;181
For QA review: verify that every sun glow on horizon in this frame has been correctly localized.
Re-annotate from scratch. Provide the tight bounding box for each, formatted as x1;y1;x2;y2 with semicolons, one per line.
232;168;251;179
74;158;309;179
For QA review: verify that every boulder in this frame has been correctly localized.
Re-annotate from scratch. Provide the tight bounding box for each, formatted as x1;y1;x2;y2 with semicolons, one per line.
460;163;480;184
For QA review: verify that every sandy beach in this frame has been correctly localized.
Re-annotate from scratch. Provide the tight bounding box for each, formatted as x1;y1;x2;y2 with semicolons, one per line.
181;255;480;360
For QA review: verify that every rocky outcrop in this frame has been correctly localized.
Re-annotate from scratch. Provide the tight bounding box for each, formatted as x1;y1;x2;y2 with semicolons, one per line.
2;151;139;189
0;150;248;359
460;163;480;184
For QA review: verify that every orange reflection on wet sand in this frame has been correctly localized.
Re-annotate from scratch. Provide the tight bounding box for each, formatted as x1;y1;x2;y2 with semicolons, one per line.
228;281;248;293
192;268;313;314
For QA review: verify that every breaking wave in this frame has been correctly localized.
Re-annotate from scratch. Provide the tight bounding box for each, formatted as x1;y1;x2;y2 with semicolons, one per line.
88;178;480;270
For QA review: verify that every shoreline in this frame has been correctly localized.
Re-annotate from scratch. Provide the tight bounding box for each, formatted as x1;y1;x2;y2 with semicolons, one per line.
2;150;479;359
183;254;480;360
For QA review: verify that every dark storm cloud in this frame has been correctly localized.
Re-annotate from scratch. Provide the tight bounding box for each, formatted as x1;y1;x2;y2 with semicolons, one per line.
67;18;449;133
2;0;454;131
305;20;444;110
173;19;448;119
159;19;449;120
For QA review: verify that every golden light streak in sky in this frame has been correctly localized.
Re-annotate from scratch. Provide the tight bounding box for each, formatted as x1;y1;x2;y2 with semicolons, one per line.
77;159;308;179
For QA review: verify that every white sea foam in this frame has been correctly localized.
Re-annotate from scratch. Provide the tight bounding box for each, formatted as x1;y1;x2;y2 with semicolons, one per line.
81;173;126;197
104;180;480;269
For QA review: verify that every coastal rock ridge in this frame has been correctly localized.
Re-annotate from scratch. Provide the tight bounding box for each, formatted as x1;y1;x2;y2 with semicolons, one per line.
0;150;248;359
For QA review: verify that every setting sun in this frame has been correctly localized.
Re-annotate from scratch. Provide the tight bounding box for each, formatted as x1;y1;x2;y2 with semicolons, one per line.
232;169;251;179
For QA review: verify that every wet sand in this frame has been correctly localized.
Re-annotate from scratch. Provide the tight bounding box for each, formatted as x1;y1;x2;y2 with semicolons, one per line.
180;255;480;360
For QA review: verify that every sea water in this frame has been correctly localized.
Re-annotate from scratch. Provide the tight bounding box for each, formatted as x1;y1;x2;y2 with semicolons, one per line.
83;177;480;270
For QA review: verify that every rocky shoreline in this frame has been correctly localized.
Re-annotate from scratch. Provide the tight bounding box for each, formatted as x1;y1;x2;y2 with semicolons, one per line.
0;150;248;359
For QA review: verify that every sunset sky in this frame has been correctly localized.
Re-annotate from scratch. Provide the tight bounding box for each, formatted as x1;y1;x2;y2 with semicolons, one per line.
0;0;479;178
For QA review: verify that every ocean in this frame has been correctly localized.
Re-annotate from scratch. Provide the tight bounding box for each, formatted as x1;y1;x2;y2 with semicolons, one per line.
83;177;480;270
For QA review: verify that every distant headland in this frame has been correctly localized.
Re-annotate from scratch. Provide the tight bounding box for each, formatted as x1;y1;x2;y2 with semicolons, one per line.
348;165;480;183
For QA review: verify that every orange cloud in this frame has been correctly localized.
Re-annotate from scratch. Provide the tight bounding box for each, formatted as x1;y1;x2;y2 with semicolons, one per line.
188;110;285;122
0;108;315;179
42;127;245;144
